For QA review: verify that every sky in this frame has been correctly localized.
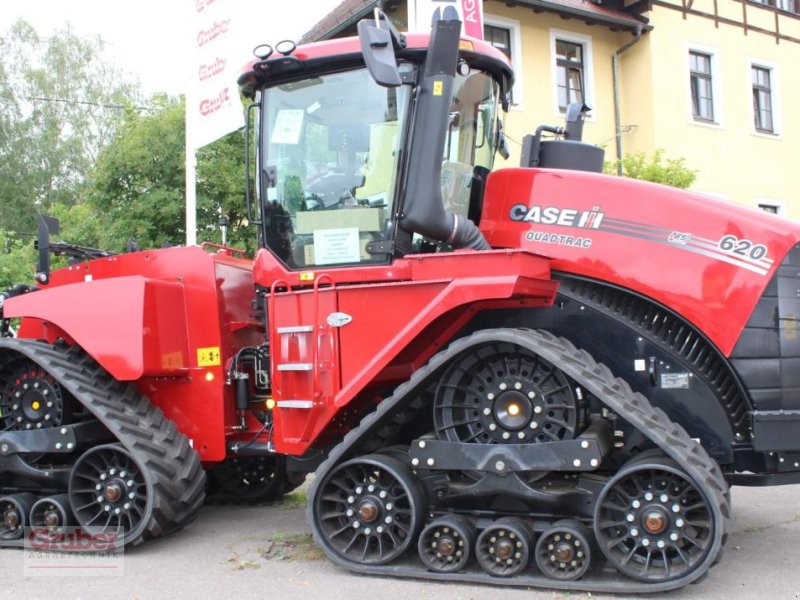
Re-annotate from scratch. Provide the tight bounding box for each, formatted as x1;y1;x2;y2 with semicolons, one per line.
0;0;343;95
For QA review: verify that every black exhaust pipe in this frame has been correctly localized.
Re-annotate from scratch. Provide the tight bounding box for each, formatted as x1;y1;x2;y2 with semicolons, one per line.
398;8;489;252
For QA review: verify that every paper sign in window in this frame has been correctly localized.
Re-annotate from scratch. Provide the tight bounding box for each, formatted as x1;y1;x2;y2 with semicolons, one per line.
271;109;304;145
313;228;360;265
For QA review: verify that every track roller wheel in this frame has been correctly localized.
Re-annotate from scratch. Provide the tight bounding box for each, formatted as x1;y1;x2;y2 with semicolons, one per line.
68;444;151;543
535;519;592;580
475;517;533;577
30;494;73;533
594;456;717;582
418;515;475;572
313;454;424;565
0;493;36;540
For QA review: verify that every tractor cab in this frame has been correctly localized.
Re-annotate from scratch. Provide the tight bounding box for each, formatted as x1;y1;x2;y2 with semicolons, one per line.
239;10;513;272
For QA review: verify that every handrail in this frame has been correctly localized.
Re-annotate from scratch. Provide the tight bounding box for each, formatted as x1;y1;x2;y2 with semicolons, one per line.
312;273;335;398
268;278;290;396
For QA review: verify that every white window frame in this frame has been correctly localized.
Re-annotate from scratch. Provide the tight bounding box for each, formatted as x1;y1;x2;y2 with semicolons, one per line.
549;29;596;120
754;198;785;215
685;43;723;129
748;58;782;138
483;14;524;111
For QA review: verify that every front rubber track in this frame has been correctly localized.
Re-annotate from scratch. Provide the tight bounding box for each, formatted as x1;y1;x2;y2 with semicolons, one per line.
0;339;206;547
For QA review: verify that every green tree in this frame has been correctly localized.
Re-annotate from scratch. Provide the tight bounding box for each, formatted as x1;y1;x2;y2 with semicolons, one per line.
87;95;186;249
86;95;253;252
197;127;253;252
0;19;138;232
605;149;697;189
0;231;35;289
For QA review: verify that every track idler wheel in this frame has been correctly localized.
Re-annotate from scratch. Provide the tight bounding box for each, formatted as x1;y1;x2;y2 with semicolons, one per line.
535;519;593;580
475;517;533;577
418;515;475;572
68;444;151;544
30;494;73;533
0;359;70;431
594;456;717;582
313;454;425;565
0;493;36;540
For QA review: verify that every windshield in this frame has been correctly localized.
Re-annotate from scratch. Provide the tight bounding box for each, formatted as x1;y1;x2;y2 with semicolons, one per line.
260;68;410;269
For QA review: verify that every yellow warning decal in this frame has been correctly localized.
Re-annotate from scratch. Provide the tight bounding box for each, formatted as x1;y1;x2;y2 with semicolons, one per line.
433;80;443;96
197;346;221;367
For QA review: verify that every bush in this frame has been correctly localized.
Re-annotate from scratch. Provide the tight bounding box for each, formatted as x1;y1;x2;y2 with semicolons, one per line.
605;149;697;189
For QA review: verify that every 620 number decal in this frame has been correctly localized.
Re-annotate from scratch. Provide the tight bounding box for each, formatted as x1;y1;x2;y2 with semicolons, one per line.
719;235;768;261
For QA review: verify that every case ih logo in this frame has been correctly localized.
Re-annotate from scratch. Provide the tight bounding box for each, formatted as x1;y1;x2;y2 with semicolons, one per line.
509;205;606;229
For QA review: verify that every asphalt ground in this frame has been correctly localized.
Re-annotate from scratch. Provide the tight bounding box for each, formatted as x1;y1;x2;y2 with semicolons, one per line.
3;482;800;600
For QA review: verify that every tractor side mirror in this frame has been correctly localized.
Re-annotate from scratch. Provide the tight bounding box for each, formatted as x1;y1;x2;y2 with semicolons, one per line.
358;10;406;88
35;215;60;285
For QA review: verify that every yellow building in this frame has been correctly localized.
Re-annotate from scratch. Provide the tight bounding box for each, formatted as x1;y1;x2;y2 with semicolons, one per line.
303;0;800;217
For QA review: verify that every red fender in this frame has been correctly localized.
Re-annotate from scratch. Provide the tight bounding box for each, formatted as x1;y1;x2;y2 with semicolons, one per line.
5;276;189;381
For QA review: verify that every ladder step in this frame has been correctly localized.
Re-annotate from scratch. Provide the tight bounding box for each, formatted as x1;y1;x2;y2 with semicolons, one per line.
277;325;314;334
276;400;314;409
277;363;313;372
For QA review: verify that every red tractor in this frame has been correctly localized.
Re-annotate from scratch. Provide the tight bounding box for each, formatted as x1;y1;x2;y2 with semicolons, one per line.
1;7;798;592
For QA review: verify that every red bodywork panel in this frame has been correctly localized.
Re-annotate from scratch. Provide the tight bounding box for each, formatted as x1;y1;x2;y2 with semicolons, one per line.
254;248;556;455
481;168;800;356
5;246;262;462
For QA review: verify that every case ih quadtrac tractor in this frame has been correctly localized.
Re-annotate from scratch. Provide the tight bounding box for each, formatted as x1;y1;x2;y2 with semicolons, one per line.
1;7;799;593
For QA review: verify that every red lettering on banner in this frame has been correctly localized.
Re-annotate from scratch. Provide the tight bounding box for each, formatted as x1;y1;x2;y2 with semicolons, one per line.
196;0;218;12
199;57;227;81
199;88;231;116
461;0;483;38
463;0;478;22
197;20;230;47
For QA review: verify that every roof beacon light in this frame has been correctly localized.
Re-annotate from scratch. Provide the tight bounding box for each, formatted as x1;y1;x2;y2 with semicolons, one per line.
275;40;297;56
253;44;273;60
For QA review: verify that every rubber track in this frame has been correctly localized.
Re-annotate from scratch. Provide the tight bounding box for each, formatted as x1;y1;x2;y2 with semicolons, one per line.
0;339;206;547
308;328;730;594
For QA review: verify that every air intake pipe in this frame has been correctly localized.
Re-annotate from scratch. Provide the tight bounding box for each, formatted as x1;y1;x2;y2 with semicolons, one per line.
397;9;490;251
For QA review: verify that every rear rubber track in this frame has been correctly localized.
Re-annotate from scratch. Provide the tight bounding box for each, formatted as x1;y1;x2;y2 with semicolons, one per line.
307;328;730;594
0;339;206;547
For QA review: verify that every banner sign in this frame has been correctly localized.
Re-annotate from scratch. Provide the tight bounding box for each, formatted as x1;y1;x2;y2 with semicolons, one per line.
189;0;252;149
408;0;484;39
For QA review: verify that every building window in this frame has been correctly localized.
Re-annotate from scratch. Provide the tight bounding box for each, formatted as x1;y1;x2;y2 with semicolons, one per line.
550;31;594;116
690;51;714;122
484;24;513;103
485;24;511;58
483;15;523;109
752;66;774;133
556;40;585;111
